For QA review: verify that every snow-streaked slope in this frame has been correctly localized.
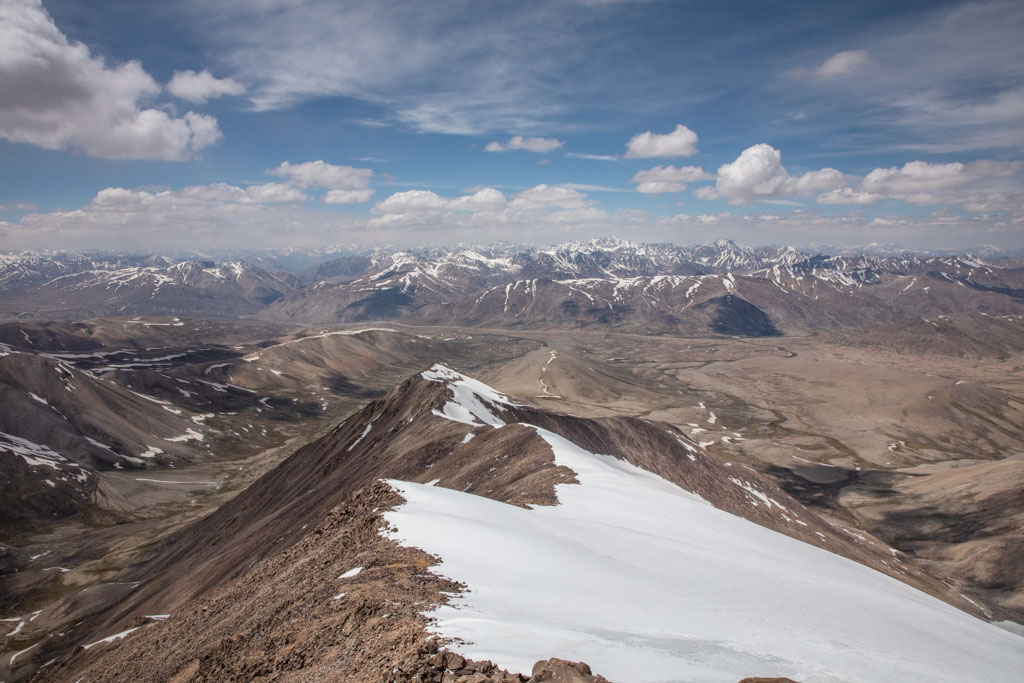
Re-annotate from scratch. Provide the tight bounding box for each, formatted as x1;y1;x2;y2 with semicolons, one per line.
421;363;520;426
385;425;1024;683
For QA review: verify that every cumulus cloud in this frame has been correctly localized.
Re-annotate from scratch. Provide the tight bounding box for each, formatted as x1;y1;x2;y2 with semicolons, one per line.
167;69;245;103
484;136;563;153
508;184;591;210
267;160;374;202
0;0;221;160
819;159;1023;207
181;182;307;204
367;183;595;229
630;165;712;194
324;189;374;204
374;187;507;214
814;50;869;78
85;183;306;211
625;124;699;158
697;143;844;204
267;160;373;189
863;160;1021;197
816;187;885;205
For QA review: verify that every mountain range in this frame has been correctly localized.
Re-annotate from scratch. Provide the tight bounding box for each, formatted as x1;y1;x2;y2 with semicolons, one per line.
4;239;1022;339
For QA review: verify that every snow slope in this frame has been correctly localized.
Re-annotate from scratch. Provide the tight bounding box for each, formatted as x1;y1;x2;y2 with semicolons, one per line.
421;363;520;426
386;425;1024;682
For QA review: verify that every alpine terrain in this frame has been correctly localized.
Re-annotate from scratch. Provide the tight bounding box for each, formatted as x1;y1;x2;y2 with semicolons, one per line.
1;239;1023;682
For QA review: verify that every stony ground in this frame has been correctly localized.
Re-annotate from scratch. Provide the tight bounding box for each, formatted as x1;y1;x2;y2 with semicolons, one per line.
35;481;623;682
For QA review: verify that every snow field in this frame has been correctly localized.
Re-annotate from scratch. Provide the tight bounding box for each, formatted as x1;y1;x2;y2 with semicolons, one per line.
385;424;1024;682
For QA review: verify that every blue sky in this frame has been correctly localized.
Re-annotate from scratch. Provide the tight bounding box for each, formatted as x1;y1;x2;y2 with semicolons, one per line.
1;0;1022;251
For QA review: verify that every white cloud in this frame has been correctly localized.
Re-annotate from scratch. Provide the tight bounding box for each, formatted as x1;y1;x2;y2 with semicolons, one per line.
508;184;591;210
0;181;343;250
819;159;1023;207
96;182;307;207
625;124;699;158
814;50;869;78
375;189;450;213
184;182;307;204
374;187;507;214
184;112;222;150
566;152;619;161
485;136;563;153
816;188;885;205
0;0;221;160
267;160;373;189
862;160;1021;196
560;183;628;193
630;165;712;194
699;143;844;204
167;69;245;103
324;189;374;204
367;183;593;229
7;180;1022;251
366;186;608;231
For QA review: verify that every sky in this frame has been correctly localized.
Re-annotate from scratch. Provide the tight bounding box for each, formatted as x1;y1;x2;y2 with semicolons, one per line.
1;0;1022;252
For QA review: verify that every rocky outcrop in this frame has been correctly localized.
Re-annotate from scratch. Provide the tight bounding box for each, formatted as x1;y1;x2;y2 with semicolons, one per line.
530;659;611;683
389;644;611;683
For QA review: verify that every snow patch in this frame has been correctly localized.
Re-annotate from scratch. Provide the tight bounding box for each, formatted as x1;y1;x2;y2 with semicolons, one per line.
348;422;373;451
422;364;517;427
385;423;1024;683
82;627;140;650
163;428;204;443
0;432;69;470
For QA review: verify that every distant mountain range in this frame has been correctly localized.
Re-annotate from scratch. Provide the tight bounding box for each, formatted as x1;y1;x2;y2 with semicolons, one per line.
3;238;1022;337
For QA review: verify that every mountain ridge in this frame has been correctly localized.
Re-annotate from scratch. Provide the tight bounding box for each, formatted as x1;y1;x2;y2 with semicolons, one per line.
22;363;1024;682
